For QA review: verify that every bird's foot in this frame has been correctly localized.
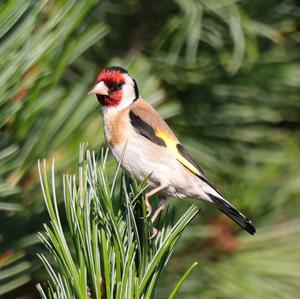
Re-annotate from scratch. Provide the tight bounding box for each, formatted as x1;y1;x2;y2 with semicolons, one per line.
145;196;152;217
148;198;166;239
149;227;159;239
144;185;167;217
150;199;166;223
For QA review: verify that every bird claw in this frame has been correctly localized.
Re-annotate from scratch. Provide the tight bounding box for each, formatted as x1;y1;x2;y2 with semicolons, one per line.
149;227;159;239
146;208;152;217
145;197;152;217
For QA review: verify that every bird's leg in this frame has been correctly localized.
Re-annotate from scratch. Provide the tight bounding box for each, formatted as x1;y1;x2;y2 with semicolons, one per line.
151;196;167;223
145;198;152;217
149;196;167;239
145;184;167;217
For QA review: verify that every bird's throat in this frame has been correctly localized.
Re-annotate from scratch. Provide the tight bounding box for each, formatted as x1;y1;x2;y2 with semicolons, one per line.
96;92;122;107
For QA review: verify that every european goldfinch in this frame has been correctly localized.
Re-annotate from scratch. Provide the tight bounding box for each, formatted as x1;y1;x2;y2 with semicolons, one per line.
89;66;256;235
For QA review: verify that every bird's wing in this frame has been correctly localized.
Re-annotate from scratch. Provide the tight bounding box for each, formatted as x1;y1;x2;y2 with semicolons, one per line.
129;100;256;235
129;98;209;182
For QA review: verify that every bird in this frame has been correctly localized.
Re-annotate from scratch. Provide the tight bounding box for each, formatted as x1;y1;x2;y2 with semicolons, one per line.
89;66;256;236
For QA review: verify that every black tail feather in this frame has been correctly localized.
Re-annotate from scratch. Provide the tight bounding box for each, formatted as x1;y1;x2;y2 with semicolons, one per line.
207;193;256;235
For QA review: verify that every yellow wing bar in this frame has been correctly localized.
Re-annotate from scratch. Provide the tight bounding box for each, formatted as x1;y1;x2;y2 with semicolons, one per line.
155;130;202;178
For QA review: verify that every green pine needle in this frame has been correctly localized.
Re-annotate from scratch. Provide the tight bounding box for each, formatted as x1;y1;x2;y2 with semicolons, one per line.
37;145;199;299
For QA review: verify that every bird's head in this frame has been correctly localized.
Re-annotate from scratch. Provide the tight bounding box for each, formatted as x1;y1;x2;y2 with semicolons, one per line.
89;66;139;111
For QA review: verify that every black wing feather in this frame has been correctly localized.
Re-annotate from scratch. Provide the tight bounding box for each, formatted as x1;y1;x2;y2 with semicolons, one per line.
129;111;166;147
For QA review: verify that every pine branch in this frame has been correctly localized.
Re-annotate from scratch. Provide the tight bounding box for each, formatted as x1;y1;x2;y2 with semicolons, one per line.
37;144;199;299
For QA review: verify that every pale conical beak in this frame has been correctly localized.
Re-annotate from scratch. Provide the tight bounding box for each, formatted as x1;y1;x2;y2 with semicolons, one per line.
88;81;109;95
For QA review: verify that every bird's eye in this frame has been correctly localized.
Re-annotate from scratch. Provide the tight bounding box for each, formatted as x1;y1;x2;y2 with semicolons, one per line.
111;82;123;91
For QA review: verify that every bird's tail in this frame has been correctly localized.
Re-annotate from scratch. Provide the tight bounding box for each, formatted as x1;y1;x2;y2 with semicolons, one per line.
207;193;256;235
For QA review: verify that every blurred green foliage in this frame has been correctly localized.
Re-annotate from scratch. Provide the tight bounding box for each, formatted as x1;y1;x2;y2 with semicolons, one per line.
0;0;299;298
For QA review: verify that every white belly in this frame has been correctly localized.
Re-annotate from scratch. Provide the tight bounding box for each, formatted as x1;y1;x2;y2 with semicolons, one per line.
109;131;203;198
103;108;218;202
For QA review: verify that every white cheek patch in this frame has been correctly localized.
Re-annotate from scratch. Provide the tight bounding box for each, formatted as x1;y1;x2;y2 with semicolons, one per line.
102;74;137;114
122;74;136;103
